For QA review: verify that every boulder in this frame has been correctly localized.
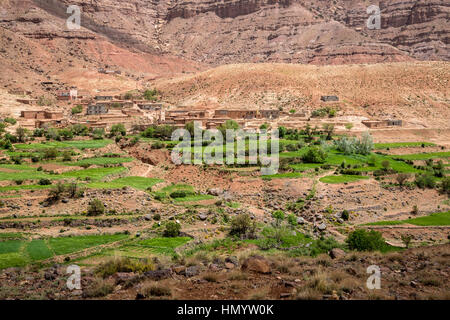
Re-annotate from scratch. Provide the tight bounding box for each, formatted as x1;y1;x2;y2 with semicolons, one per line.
329;248;346;259
241;255;271;274
185;265;200;278
143;269;172;281
297;217;305;224
316;222;327;231
144;214;152;221
198;214;207;221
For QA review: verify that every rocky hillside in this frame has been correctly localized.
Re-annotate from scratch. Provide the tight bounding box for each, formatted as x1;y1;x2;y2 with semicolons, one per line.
26;0;450;65
0;0;448;93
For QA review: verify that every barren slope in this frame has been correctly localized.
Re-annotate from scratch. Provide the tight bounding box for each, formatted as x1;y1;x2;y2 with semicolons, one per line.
153;61;450;128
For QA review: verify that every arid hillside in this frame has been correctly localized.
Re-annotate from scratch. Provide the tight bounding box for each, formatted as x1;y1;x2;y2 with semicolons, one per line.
26;0;449;65
153;62;450;128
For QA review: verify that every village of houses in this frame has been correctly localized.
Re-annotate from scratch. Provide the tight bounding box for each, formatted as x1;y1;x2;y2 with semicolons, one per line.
5;80;403;136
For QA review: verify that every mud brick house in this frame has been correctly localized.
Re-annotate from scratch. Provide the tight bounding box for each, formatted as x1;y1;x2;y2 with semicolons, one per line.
137;103;163;111
214;109;257;119
362;119;403;128
87;104;108;115
20;110;63;120
95;95;114;101
321;95;339;102
56;89;78;101
8;88;31;96
19;109;64;128
17;98;38;105
259;109;280;119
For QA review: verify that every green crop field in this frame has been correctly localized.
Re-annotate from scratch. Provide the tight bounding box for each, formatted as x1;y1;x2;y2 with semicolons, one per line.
365;211;450;226
14;139;113;150
319;174;370;184
63;157;134;166
374;142;436;149
87;176;163;190
392;151;450;161
0;233;129;269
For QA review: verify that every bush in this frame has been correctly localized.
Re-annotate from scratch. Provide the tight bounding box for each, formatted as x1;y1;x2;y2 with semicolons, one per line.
110;124;126;137
334;132;373;155
82;278;114;298
170;191;186;198
95;257;154;278
4;117;16;125
229;214;255;238
87;199;105;216
71;105;83;114
302;146;327;163
441;176;450;195
163;221;181;237
341;210;349;221
346;229;386;252
38;178;51;186
415;173;436;189
396;173;410;186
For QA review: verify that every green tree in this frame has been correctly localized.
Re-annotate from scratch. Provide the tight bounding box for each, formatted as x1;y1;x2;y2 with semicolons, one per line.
163;222;181;237
87;199;105;216
110;124;126;137
346;229;386;251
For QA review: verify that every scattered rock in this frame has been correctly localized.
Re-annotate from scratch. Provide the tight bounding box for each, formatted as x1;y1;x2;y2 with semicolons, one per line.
329;248;346;259
241;255;271;274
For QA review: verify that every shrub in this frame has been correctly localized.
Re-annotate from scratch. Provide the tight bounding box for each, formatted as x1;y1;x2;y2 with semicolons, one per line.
139;284;171;298
38;178;51;186
229;214;255;238
163;221;181;237
82;278;114;298
142;127;155;138
396;173;410;186
341;210;349;221
110;124;126;137
95;257;154;278
151;141;165;149
153;213;161;221
345;229;386;252
87;199;105;216
334;132;373;155
302;146;327;163
4;117;16;125
415;173;436;189
62;151;72;162
71;105;83;114
381;160;390;170
441;176;450;195
170;191;186;198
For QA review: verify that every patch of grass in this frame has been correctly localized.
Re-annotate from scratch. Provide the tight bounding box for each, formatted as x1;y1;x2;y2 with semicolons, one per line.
48;233;129;256
365;211;450;226
60;167;126;180
394;151;450;161
87;176;163;191
319;175;370;184
0;233;25;240
26;240;53;261
14;139;113;150
63;157;134;166
262;172;303;179
374;142;436;149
